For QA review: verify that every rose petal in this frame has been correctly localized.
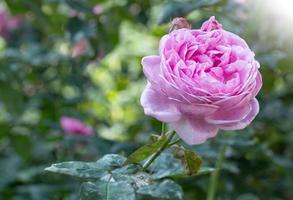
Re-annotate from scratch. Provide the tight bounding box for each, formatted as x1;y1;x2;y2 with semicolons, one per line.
217;98;259;130
224;31;249;49
170;117;218;145
252;71;262;96
205;101;252;124
214;92;251;109
142;55;161;83
179;103;218;116
201;16;223;32
141;83;181;122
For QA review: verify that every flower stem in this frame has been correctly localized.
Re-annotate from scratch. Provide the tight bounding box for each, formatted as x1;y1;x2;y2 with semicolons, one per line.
207;144;227;200
161;122;166;136
167;138;181;147
143;131;176;170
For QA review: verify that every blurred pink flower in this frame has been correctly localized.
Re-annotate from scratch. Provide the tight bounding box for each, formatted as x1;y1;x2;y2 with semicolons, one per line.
93;4;103;15
60;116;94;136
141;16;262;145
72;38;89;58
0;9;22;39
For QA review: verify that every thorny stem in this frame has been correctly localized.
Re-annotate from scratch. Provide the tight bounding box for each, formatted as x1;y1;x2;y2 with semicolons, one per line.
142;131;176;170
206;144;227;200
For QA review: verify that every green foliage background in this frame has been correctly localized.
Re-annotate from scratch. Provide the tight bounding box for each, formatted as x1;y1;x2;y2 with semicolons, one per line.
0;0;292;199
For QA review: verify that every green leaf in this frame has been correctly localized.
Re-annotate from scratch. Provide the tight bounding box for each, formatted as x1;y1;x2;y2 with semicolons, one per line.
127;135;168;164
45;154;127;178
111;164;142;184
137;179;183;200
150;149;204;178
195;167;215;176
158;0;221;24
108;164;154;188
45;161;107;178
183;149;202;175
111;164;140;175
112;171;153;188
150;151;185;179
93;180;136;200
166;167;215;178
80;182;101;200
96;154;127;169
173;146;202;175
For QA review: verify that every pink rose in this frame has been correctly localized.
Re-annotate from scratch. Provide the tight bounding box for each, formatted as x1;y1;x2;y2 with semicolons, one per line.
60;116;94;136
0;9;22;39
141;17;262;145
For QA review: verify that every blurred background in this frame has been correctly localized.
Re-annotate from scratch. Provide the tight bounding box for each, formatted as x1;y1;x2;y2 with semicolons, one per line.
0;0;292;199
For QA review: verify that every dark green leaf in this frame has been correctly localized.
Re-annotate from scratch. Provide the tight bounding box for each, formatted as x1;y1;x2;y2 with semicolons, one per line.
45;161;107;178
111;164;142;184
112;171;153;188
127;135;168;164
112;164;140;175
80;182;101;200
137;179;183;200
96;154;127;169
150;151;185;179
183;149;202;175
196;167;215;176
94;180;136;200
45;154;127;178
150;149;204;178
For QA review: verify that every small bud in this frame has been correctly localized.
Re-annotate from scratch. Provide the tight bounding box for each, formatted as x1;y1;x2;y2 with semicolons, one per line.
169;17;191;33
200;16;222;32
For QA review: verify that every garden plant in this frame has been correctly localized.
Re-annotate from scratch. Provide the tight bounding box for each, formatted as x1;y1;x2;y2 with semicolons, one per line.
0;0;292;200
